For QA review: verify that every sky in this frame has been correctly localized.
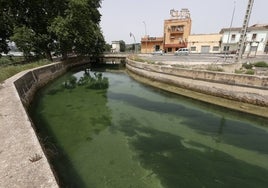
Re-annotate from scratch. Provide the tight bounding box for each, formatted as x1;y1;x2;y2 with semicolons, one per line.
99;0;268;44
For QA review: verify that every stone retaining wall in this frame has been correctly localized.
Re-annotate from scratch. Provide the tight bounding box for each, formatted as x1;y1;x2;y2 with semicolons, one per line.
0;58;90;188
126;59;268;108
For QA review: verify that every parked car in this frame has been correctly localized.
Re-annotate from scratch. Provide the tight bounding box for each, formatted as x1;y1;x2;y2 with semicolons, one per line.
152;50;163;55
174;48;189;55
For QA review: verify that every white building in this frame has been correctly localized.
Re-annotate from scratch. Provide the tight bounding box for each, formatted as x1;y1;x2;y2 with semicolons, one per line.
220;24;268;55
111;41;120;53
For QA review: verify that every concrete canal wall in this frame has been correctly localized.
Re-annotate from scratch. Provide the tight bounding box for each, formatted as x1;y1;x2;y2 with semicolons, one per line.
0;58;89;188
0;56;267;187
126;59;268;118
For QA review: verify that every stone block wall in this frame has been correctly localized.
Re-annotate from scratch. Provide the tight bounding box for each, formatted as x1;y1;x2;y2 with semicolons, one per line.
127;59;268;107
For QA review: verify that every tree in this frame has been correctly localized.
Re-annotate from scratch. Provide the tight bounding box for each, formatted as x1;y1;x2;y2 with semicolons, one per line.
49;0;105;59
10;26;35;60
104;43;112;52
0;0;14;55
119;40;126;52
1;0;105;61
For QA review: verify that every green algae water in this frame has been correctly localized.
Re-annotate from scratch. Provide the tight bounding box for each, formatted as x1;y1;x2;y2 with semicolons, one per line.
29;64;268;188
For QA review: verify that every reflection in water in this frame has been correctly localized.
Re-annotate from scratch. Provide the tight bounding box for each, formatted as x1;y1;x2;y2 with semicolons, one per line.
29;67;268;188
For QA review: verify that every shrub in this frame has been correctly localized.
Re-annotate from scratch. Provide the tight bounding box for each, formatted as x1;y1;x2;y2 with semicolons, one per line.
254;61;268;67
206;65;224;72
245;69;255;75
242;63;253;69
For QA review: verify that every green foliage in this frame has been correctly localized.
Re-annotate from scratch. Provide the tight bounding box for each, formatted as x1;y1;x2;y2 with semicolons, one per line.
49;0;105;58
104;43;112;52
206;65;224;72
119;40;126;52
0;59;51;82
0;56;24;66
235;69;244;74
0;57;12;65
242;63;253;69
129;55;155;64
10;26;36;60
63;70;109;90
0;0;14;54
245;69;255;75
1;0;105;61
254;61;268;67
63;76;77;89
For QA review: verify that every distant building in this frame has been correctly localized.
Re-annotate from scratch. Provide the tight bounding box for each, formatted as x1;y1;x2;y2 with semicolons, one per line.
163;8;192;53
141;8;192;53
111;41;120;53
141;37;163;53
140;8;268;55
188;34;222;53
220;24;268;55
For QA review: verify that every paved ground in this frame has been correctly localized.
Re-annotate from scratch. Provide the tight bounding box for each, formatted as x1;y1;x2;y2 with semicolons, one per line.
137;53;268;73
139;53;268;64
0;70;58;187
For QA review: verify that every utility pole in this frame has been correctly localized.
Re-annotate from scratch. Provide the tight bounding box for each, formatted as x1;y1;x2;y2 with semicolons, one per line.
235;0;254;62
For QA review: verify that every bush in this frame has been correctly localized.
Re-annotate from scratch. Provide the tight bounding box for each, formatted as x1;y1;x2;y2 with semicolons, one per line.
206;65;224;72
0;59;51;82
254;61;268;67
245;69;255;75
242;63;253;69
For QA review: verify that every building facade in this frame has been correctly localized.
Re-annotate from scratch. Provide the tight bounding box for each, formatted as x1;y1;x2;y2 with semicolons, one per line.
141;37;164;54
141;8;192;53
188;34;222;53
111;41;120;53
220;24;268;55
163;9;191;53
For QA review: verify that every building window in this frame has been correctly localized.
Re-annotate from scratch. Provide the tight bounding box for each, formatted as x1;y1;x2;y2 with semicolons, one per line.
213;46;220;51
191;46;196;51
223;46;229;52
171;25;184;32
252;33;257;40
231;34;236;41
168;48;172;52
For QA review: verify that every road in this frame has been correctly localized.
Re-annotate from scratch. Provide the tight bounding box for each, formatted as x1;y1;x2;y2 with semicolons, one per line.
138;53;268;65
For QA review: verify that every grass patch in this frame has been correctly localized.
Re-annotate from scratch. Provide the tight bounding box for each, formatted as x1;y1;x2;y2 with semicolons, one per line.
172;64;187;68
0;56;25;66
128;55;155;64
254;61;268;67
206;65;224;72
245;69;255;75
0;59;51;82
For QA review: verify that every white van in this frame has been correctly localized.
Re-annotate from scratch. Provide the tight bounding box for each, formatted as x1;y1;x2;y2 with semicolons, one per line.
174;48;189;56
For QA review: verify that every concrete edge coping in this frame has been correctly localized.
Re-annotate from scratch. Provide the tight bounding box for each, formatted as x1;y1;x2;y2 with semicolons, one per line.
0;62;61;187
126;59;268;118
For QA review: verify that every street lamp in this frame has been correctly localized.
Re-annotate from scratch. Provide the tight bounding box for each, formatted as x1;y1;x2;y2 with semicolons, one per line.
143;21;148;53
225;1;236;61
130;32;137;53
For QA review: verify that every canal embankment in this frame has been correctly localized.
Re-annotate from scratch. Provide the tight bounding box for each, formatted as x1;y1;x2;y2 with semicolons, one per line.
0;57;90;187
126;59;268;118
1;56;267;187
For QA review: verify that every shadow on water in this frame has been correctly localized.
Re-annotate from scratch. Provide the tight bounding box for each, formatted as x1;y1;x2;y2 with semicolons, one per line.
108;91;268;154
29;72;112;187
29;108;88;188
117;119;268;188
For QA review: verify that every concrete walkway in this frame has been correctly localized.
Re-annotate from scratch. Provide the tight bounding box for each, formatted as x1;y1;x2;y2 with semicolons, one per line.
0;71;58;187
